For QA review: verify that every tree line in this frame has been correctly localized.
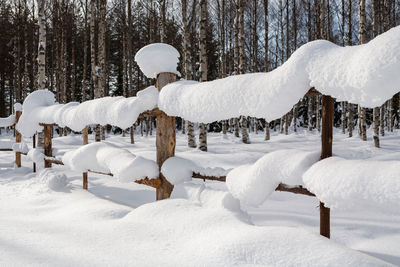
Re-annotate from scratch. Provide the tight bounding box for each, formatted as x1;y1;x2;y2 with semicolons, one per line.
0;0;399;149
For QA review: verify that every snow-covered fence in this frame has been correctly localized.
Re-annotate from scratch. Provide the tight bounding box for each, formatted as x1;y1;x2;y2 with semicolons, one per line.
0;104;23;168
13;27;400;240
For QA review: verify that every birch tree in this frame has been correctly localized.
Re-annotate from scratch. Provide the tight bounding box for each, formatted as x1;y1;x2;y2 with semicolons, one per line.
239;0;250;144
198;0;207;152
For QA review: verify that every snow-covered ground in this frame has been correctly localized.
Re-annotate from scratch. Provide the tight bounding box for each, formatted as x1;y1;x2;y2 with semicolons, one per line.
0;128;399;266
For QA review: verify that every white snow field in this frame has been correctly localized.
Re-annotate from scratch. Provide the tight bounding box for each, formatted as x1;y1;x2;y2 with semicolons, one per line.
1;129;400;266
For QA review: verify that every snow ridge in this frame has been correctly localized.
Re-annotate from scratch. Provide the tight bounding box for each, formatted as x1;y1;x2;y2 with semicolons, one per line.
159;26;400;123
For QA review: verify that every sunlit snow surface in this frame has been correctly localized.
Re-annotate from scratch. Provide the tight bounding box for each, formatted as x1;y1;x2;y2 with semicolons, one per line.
0;129;399;266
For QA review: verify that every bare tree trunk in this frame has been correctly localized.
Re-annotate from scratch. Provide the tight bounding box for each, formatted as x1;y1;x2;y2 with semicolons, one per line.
239;0;249;144
264;0;270;140
128;0;133;97
265;121;270;140
380;104;385;136
81;0;88;102
234;118;239;137
316;96;321;132
182;0;196;148
23;7;29;100
308;97;313;130
348;102;353;137
38;0;46;90
341;102;346;134
198;0;208;151
37;0;46;149
373;107;380;147
359;0;367;141
90;0;101;142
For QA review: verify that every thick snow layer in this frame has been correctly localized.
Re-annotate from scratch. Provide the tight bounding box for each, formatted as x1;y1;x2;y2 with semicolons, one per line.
63;142;158;182
27;148;45;163
0;174;388;266
159;26;400;123
0;114;15;127
12;142;29;153
135;43;180;79
303;157;400;214
17;87;158;137
0;131;399;265
14;103;22;112
161;156;229;185
226;150;320;206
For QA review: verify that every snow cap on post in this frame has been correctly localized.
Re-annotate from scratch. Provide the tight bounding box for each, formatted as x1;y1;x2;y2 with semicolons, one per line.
14;103;23;112
135;43;180;79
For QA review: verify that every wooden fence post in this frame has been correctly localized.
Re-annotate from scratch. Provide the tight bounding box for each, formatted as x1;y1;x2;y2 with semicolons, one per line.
15;111;22;168
155;72;176;200
82;126;89;189
44;125;53;168
320;95;334;238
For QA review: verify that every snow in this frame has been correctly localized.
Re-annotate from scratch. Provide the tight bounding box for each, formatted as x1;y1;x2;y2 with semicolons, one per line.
161;156;229;185
63;142;158;182
17;87;158;137
226;149;320;206
12;142;29;154
0;114;15;127
0;140;13;149
14;103;22;112
1;126;400;265
36;168;68;191
303;157;400;214
159;26;400;123
27;148;45;164
135;43;180;79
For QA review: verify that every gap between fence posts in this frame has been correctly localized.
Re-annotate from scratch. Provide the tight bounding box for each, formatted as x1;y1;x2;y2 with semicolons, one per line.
320;95;334;238
15;111;22;168
82;126;89;190
155;72;176;200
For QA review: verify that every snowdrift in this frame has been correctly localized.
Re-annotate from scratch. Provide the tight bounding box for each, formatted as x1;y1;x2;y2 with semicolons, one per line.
303;156;400;214
161;156;229;185
226;150;320;206
159;26;400;123
63;142;158;182
16;86;158;137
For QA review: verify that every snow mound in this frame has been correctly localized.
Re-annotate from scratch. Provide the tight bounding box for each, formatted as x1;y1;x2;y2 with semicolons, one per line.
121;192;387;266
12;142;29;154
63;142;158;182
16;87;158;137
14;102;22;112
134;43;180;78
28;148;45;164
303;157;400;214
161;156;230;185
159;26;400;123
226;150;320;206
37;169;68;191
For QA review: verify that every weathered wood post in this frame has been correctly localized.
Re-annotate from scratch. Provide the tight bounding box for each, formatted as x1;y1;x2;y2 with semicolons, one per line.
320;95;334;238
155;72;176;200
15;110;22;168
82;126;89;189
43;125;53;168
